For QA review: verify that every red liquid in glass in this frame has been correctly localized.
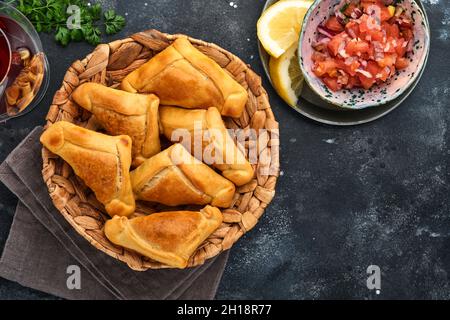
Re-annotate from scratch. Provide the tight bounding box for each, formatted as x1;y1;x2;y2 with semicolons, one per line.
0;28;10;83
0;16;36;114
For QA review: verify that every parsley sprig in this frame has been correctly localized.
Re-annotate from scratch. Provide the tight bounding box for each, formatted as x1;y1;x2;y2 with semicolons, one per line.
15;0;126;46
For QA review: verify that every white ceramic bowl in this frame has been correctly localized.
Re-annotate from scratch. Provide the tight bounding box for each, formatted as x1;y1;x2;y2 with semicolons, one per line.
299;0;430;110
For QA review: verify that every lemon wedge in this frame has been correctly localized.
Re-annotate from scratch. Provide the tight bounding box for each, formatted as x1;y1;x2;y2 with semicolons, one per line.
257;0;313;58
269;44;303;107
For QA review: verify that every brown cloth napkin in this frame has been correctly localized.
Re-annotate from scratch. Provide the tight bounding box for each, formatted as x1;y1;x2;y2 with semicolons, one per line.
0;127;229;300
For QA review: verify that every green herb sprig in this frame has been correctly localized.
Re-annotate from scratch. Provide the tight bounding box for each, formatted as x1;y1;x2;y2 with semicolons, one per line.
15;0;126;46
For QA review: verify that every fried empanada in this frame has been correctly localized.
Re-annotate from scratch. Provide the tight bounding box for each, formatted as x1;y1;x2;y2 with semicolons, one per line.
159;106;254;186
130;143;235;208
121;37;247;118
72;82;161;167
40;121;135;217
104;205;223;268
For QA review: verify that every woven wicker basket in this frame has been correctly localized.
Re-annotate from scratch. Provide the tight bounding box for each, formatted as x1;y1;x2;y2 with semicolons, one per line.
41;29;279;270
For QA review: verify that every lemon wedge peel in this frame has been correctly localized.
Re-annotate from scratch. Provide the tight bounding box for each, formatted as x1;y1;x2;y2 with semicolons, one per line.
269;44;304;107
257;0;313;58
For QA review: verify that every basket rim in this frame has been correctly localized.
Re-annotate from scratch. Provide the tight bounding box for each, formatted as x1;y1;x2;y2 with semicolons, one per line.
41;29;280;270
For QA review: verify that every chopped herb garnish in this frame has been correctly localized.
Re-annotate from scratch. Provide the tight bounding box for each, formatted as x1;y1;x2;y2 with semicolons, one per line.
340;3;349;14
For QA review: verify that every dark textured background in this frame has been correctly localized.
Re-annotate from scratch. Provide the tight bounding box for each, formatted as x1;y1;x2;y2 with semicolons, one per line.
0;0;449;299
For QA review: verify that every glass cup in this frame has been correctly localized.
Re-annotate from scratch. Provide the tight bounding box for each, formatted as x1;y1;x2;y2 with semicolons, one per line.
0;1;50;122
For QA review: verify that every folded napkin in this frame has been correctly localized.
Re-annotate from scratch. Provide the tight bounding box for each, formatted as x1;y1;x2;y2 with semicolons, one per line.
0;127;229;300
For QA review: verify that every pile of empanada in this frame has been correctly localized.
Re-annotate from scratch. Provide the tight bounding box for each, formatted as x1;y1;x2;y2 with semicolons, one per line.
40;38;254;269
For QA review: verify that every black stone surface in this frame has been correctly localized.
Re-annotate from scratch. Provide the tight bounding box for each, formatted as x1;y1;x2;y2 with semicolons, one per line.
0;0;449;300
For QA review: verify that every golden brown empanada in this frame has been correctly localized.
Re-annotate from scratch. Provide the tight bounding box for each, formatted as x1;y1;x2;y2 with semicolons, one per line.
130;143;235;208
104;205;222;268
72;82;161;167
40;121;135;217
121;37;248;118
159;106;254;186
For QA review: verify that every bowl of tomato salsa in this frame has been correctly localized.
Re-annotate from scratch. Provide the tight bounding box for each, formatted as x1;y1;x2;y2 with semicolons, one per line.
299;0;430;110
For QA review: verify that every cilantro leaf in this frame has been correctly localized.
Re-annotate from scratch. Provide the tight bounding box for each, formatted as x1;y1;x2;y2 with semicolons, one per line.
55;26;70;46
103;9;115;21
70;28;83;42
89;3;102;21
82;24;101;45
104;10;126;35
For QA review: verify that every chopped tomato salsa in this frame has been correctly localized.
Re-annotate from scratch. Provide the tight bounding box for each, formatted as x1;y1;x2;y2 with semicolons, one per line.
311;0;414;91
